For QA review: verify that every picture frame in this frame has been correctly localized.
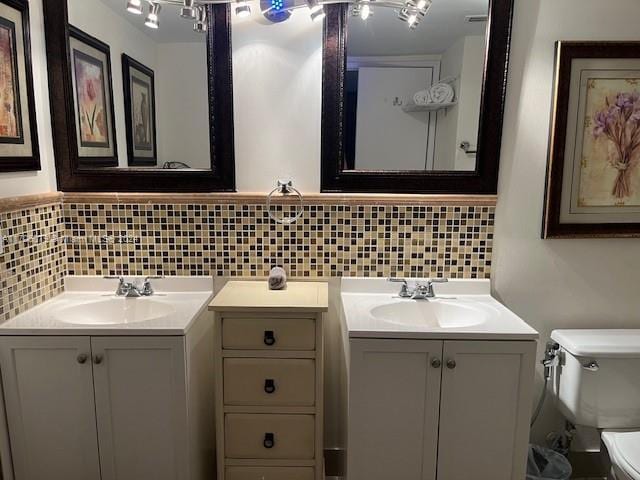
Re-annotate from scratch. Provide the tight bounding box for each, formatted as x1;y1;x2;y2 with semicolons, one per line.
68;26;117;167
544;41;640;238
122;53;157;167
0;0;39;172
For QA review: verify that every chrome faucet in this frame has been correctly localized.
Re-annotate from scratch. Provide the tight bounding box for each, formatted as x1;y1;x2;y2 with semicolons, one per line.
105;276;163;298
388;277;449;300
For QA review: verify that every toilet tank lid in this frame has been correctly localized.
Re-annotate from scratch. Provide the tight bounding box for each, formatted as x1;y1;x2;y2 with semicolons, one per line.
551;329;640;358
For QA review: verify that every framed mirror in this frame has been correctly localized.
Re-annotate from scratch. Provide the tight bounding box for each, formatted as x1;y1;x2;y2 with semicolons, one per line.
321;0;514;193
43;0;235;192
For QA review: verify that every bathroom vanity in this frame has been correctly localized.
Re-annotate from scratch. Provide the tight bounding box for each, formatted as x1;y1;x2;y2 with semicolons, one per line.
209;281;328;480
0;277;215;480
340;278;538;480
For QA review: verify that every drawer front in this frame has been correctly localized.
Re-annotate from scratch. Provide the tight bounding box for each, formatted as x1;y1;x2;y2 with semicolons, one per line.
226;467;314;480
222;318;315;351
224;358;315;406
225;414;315;459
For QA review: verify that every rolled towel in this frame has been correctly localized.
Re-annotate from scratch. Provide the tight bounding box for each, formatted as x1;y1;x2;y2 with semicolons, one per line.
413;89;432;106
268;266;287;290
429;83;455;104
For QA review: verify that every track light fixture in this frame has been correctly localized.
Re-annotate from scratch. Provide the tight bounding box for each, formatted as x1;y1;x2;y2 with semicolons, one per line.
145;2;161;28
126;0;143;15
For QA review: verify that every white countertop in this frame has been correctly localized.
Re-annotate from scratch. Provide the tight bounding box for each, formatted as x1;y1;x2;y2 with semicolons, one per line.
0;276;214;336
341;278;539;341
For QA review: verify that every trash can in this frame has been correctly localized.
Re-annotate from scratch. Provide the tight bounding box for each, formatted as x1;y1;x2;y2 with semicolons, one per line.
526;445;572;480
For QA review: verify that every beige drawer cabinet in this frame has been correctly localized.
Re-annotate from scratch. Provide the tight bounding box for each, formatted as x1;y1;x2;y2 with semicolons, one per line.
209;281;328;480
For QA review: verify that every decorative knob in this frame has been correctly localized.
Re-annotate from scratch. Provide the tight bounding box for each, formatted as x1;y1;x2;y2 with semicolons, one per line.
94;355;104;365
77;354;88;364
263;432;275;449
264;379;276;394
446;359;457;370
264;330;276;346
431;358;442;369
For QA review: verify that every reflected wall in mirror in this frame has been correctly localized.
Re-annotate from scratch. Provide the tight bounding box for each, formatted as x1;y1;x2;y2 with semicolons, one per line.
43;0;235;192
345;0;487;172
68;0;209;170
322;0;514;193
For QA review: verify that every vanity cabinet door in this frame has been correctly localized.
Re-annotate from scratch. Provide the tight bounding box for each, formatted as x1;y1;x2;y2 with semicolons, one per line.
436;341;536;480
0;336;101;480
347;339;443;480
90;336;188;480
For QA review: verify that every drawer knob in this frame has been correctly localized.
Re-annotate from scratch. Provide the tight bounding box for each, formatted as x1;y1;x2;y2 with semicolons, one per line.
263;330;276;346
263;432;275;449
446;359;457;370
264;379;276;394
431;358;442;369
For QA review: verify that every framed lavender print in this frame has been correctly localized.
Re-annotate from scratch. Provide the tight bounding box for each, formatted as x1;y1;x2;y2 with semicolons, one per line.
0;0;39;172
544;42;640;238
69;26;117;167
122;54;156;167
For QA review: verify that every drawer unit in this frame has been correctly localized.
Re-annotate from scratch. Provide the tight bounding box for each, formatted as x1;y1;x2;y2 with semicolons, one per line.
222;318;316;351
225;414;315;459
225;466;315;480
224;358;315;406
209;281;328;480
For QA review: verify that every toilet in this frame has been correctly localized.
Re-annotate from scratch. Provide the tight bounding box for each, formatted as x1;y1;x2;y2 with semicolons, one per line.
551;330;640;480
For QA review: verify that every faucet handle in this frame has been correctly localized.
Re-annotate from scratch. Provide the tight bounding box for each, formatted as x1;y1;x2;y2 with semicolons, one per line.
388;277;407;285
388;278;412;298
427;278;449;284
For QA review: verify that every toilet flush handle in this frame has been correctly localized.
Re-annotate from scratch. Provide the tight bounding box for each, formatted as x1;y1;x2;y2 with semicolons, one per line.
582;360;599;372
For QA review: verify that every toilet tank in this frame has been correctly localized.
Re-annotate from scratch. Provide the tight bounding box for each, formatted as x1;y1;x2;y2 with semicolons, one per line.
551;329;640;429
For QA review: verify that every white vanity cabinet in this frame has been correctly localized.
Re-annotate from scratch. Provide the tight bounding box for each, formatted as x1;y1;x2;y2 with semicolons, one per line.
346;338;536;480
0;327;214;480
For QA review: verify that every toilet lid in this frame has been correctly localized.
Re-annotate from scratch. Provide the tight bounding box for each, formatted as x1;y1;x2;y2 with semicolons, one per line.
603;431;640;479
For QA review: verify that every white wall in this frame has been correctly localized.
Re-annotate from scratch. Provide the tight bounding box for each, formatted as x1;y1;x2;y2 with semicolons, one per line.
492;0;640;442
232;8;322;193
155;42;210;169
0;0;56;197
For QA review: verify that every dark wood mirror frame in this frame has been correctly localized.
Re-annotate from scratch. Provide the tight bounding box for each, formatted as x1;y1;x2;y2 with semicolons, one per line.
43;0;236;192
321;0;514;194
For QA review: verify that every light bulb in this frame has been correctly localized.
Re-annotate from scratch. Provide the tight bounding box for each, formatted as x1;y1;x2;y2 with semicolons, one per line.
235;3;251;17
126;0;143;15
360;3;370;20
145;2;161;29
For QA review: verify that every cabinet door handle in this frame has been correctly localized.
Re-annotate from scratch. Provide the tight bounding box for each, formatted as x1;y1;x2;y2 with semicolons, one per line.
93;355;104;365
446;359;457;370
263;432;275;449
263;330;276;346
77;354;88;364
431;358;442;369
264;379;276;394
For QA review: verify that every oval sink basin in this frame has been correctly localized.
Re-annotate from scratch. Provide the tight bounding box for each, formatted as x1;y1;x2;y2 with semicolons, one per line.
370;299;487;329
53;298;176;325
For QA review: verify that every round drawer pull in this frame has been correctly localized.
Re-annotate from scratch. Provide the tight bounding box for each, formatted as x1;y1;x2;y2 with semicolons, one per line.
77;354;88;364
446;359;457;370
94;355;104;365
431;358;442;369
263;330;276;346
263;432;275;449
264;379;276;394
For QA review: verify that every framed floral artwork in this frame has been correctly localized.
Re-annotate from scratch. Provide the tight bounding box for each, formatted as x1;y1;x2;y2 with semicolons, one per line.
0;0;39;172
544;41;640;238
69;26;117;167
122;54;156;167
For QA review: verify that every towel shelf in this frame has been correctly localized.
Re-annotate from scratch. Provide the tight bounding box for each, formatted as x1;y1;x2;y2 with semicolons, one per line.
401;101;457;113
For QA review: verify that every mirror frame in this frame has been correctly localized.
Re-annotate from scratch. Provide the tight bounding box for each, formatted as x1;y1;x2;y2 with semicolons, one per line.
321;0;514;194
43;0;236;192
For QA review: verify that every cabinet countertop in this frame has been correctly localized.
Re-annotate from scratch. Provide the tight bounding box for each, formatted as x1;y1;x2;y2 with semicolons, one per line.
208;281;329;313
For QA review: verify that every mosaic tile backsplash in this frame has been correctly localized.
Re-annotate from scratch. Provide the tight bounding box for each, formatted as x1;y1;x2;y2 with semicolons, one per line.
64;203;494;279
1;203;67;322
0;198;494;322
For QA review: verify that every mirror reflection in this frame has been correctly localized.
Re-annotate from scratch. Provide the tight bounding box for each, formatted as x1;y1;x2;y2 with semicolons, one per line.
68;0;211;170
345;0;488;172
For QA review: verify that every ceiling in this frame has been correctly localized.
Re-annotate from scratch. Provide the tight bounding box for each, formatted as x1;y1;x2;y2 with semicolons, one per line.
98;0;206;43
347;0;489;56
